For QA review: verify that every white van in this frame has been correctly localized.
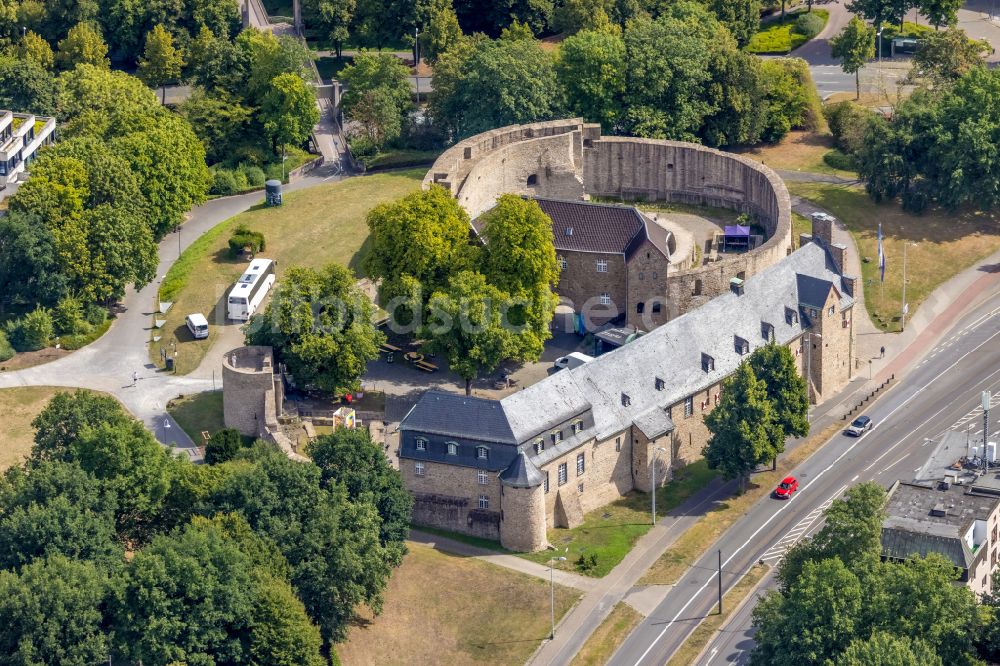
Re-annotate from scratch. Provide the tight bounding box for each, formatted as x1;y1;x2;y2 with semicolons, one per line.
185;313;209;340
554;352;594;370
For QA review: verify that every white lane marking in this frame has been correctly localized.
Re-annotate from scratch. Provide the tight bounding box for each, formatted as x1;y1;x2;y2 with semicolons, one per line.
630;324;1000;666
851;475;859;482
706;647;718;664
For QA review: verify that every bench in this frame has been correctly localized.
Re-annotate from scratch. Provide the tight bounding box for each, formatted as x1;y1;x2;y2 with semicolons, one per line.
414;360;438;373
379;343;402;354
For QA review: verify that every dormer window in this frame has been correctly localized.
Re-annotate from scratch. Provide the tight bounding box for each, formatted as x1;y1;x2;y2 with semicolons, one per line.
734;336;749;355
476;446;489;460
551;430;563;444
621;393;631;407
572;420;583;434
701;353;715;372
565;227;574;236
534;438;545;455
762;322;774;342
447;442;458;456
415;437;427;452
655;377;665;391
785;307;798;325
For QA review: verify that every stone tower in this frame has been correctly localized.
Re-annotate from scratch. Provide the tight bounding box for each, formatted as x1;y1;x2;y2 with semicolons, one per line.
498;452;547;552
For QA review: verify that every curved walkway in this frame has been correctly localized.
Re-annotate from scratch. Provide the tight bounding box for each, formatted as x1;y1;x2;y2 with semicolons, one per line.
0;168;341;458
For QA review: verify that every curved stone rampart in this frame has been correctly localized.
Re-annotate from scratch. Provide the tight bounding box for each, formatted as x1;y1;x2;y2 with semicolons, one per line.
424;119;792;315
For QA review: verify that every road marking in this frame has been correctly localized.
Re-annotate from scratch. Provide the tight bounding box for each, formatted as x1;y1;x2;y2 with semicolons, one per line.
706;647;718;664
851;475;859;482
629;324;1000;666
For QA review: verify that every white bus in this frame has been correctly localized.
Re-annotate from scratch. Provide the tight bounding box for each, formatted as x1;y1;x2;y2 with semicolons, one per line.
227;258;276;321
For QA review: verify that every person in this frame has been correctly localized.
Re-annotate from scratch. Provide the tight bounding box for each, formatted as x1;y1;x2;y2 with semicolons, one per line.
132;371;138;386
880;346;885;359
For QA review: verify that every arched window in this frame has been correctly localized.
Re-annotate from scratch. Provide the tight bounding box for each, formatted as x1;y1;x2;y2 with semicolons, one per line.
527;174;538;186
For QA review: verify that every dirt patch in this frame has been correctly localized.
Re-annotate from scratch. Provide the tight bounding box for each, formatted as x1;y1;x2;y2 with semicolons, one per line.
0;347;72;373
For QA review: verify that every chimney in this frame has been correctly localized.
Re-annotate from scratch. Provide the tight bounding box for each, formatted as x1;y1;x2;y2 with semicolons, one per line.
799;233;812;249
842;275;857;297
829;243;848;275
729;277;745;296
810;212;835;246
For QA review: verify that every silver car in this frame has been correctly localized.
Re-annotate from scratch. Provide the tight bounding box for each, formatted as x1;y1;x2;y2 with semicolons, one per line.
846;415;873;436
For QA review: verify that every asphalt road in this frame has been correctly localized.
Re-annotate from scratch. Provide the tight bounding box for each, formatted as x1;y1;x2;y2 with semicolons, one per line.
608;291;1000;666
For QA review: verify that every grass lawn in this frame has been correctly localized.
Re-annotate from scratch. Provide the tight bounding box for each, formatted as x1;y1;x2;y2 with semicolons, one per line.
736;130;856;180
151;169;425;375
787;182;1000;332
0;387;95;470
570;602;643;666
520;460;719;578
792;212;811;247
747;9;828;54
664;564;769;666
640;421;842;585
167;391;226;444
337;543;579;665
361;149;443;171
315;55;353;81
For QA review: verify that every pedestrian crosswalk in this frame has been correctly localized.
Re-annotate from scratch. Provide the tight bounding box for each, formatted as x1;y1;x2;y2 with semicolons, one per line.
757;485;847;566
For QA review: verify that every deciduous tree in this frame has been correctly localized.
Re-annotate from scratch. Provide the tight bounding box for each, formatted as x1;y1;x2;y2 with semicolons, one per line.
831;17;876;99
138;24;185;103
179;88;254;164
919;0;963;29
708;0;761;48
303;0;356;58
347;87;403;151
14;30;55;70
747;342;808;457
421;0;464;63
339;50;413;118
56;21;109;69
260;71;320;156
0;57;58;115
841;632;942;666
556;28;626;131
911;27;989;87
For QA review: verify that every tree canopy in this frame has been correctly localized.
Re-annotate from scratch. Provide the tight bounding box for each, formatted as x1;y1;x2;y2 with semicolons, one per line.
831;17;875;99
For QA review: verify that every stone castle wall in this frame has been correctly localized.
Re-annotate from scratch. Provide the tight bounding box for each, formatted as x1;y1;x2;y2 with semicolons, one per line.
223;346;278;438
499;484;546;552
402;459;503;541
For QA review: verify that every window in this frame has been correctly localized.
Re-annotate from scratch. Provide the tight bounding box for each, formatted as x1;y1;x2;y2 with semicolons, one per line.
652;302;661;313
596;259;608;273
534;438;545;455
735;336;749;355
828;305;835;317
693;279;703;296
479;495;489;509
762;322;774;342
621;393;631;407
576;453;585;476
415;437;427;451
599;293;611;305
572;420;583;434
544;472;550;493
527;174;538;186
558;463;568;485
638;272;644;281
551;431;562;445
447;442;458;456
478;469;488;485
652;272;658;279
701;353;715;372
786;307;798;325
415;462;425;476
684;396;694;417
559;256;567;270
578;482;584;494
636;302;645;314
565;227;574;236
615;437;622;452
655;377;665;391
476;446;489;460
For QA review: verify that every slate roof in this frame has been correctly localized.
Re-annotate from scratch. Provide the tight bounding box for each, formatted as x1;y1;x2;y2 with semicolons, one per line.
399;390;516;444
633;408;675;439
500;451;545;488
797;274;839;310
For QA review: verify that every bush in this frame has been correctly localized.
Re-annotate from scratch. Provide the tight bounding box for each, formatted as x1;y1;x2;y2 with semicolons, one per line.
823;100;872;155
53;295;91;336
205;428;245;464
228;224;266;257
0;330;14;362
6;307;54;352
211;169;240;196
794;12;825;39
347;135;377;158
822;149;857;171
238;164;266;188
84;303;108;327
575;553;599;573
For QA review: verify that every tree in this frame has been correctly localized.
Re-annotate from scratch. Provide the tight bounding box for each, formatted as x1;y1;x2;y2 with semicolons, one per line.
307;428;413;566
703;362;775;492
56;64;159;122
56;22;109;69
363;185;475;311
911;28;989;87
708;0;761;48
186;25;251;94
15;30;55;70
260;71;319;156
30;390;132;462
246;264;385;395
761;57;822;144
831;17;876;99
551;0;615;35
205;428;245;464
430;34;562;138
0;555;110;665
747;343;808;462
0;211;68;312
241;30;314;101
424;270;521;395
421;0;464;63
846;0;895;33
179;88;253;163
0;57;58;115
347;87;403;151
303;0;356;58
339;50;413;118
920;0;963;29
556;28;626;131
841;632;942;666
138;24;184;104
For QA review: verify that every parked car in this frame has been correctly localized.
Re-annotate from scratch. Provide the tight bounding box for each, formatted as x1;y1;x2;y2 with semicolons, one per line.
773;476;798;499
845;415;873;436
553;352;594;370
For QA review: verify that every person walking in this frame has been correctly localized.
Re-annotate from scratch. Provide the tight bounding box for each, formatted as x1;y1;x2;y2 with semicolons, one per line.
880;346;885;359
132;371;138;386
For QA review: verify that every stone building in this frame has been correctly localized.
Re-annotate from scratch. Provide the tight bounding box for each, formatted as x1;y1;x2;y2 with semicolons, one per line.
400;226;857;551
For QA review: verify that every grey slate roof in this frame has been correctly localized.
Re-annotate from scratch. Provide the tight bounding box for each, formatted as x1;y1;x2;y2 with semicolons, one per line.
501;241;854;443
400;390;516;444
796;274;839;310
500;451;545;488
633;408;675;440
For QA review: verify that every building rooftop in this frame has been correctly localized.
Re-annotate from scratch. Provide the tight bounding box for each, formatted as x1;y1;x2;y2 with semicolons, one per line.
499;451;545;488
400;390;517;445
913;430;979;487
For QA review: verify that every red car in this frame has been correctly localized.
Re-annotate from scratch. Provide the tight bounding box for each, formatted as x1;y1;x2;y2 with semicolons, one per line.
773;476;798;499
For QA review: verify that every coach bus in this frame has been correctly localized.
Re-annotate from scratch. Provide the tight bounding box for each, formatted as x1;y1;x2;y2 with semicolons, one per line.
227;258;276;321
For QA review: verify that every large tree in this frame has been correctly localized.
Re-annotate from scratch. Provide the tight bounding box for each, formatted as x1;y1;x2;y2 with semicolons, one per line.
179;88;254;164
920;0;963;29
556;28;627;131
421;0;464;64
340;50;414;118
703;362;776;492
56;21;110;69
0;211;68;312
0;57;58;115
347;87;403;151
245;264;385;396
831;17;876;99
747;342;809;459
911;28;989;88
14;30;55;70
708;0;761;48
260;71;319;156
138;24;185;103
302;0;356;58
841;632;942;666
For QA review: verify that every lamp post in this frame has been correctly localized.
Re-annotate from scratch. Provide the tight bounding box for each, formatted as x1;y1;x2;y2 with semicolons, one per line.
877;27;883;89
650;446;667;525
548;555;567;639
414;28;421;106
900;242;917;330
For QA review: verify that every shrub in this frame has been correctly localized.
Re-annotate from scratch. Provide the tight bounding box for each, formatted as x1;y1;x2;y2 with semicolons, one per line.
211;169;240;196
228;224;266;257
0;330;14;362
6;307;54;352
53;295;91;336
238;164;266;188
205;427;245;464
84;303;108;327
823;100;872;155
822;149;857;171
794;12;825;39
575;553;599;573
232;169;249;192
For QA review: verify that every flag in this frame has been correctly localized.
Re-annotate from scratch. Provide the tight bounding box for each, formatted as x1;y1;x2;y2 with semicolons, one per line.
877;223;886;283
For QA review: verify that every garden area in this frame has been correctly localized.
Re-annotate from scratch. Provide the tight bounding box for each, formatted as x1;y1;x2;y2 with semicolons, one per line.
150;169;425;375
337;543;579;665
748;9;829;54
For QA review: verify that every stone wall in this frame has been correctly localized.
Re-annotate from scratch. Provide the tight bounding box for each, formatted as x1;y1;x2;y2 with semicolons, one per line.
499;484;546;552
557;250;628;328
402;459;503;541
625;238;672;330
223;346;278;438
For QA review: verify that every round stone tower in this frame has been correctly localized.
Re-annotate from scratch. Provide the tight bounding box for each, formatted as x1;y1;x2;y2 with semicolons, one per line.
499;451;547;552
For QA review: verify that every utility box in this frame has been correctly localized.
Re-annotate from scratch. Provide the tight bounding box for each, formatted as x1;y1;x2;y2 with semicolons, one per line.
265;179;282;206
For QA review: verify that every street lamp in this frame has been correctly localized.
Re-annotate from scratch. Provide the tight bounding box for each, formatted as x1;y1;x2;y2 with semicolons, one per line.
650;446;667;525
876;27;883;94
414;28;421;106
548;554;567;639
900;242;917;330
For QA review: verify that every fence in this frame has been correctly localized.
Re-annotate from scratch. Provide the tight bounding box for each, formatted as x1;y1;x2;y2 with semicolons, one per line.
843;374;895;420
